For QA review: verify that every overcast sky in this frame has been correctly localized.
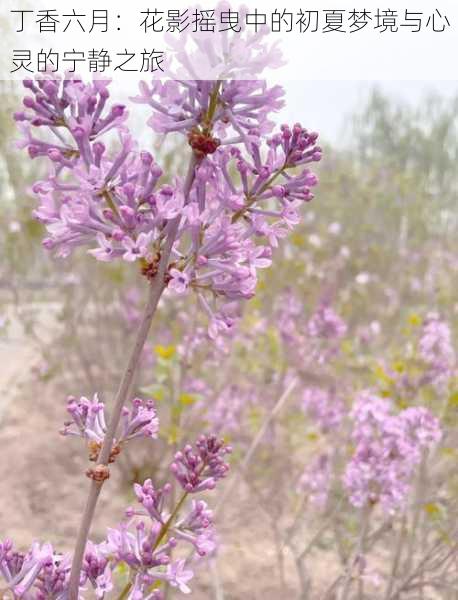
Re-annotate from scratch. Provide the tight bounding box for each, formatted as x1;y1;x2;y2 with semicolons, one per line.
279;80;458;145
116;79;458;152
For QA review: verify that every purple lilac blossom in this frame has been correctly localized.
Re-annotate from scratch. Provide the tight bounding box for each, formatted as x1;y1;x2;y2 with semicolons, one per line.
171;435;232;493
343;391;441;514
81;541;112;598
92;436;230;597
0;541;69;599
275;292;347;367
158;2;285;82
301;387;345;432
172;500;217;557
297;453;332;509
61;394;159;444
307;302;347;340
419;312;456;391
16;73;321;338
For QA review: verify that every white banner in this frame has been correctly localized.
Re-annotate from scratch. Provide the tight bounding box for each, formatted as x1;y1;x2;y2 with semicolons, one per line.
1;0;457;80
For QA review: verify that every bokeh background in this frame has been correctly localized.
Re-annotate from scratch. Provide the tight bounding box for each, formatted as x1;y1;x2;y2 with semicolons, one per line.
0;78;457;599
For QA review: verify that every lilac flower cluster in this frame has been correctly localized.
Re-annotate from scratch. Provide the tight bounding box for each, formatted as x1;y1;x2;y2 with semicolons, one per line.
307;302;347;340
343;391;441;513
276;292;347;367
297;453;332;509
92;437;230;596
129;487;217;559
172;500;216;557
15;74;321;338
171;435;232;493
418;312;456;391
81;541;112;598
172;117;320;335
16;75;166;262
61;394;159;444
61;394;159;465
157;2;286;82
0;541;70;600
131;80;285;139
301;387;345;432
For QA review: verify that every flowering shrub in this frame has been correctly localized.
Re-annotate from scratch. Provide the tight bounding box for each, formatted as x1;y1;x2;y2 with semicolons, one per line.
1;16;325;597
343;392;441;513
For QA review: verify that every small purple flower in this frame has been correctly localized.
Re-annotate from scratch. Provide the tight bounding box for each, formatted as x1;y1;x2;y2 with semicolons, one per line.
120;398;160;441
133;479;172;523
82;541;112;598
166;559;193;595
168;269;190;294
173;500;216;557
122;232;154;262
88;233;116;262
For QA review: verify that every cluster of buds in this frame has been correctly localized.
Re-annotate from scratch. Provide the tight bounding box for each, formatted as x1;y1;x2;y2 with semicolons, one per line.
171;435;232;493
61;394;159;468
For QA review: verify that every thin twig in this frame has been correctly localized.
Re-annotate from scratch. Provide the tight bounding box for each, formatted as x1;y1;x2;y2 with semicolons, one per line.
214;378;297;516
340;504;372;600
210;557;225;600
68;155;198;599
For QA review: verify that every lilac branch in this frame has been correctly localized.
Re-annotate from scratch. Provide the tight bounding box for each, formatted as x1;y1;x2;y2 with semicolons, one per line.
67;154;199;600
